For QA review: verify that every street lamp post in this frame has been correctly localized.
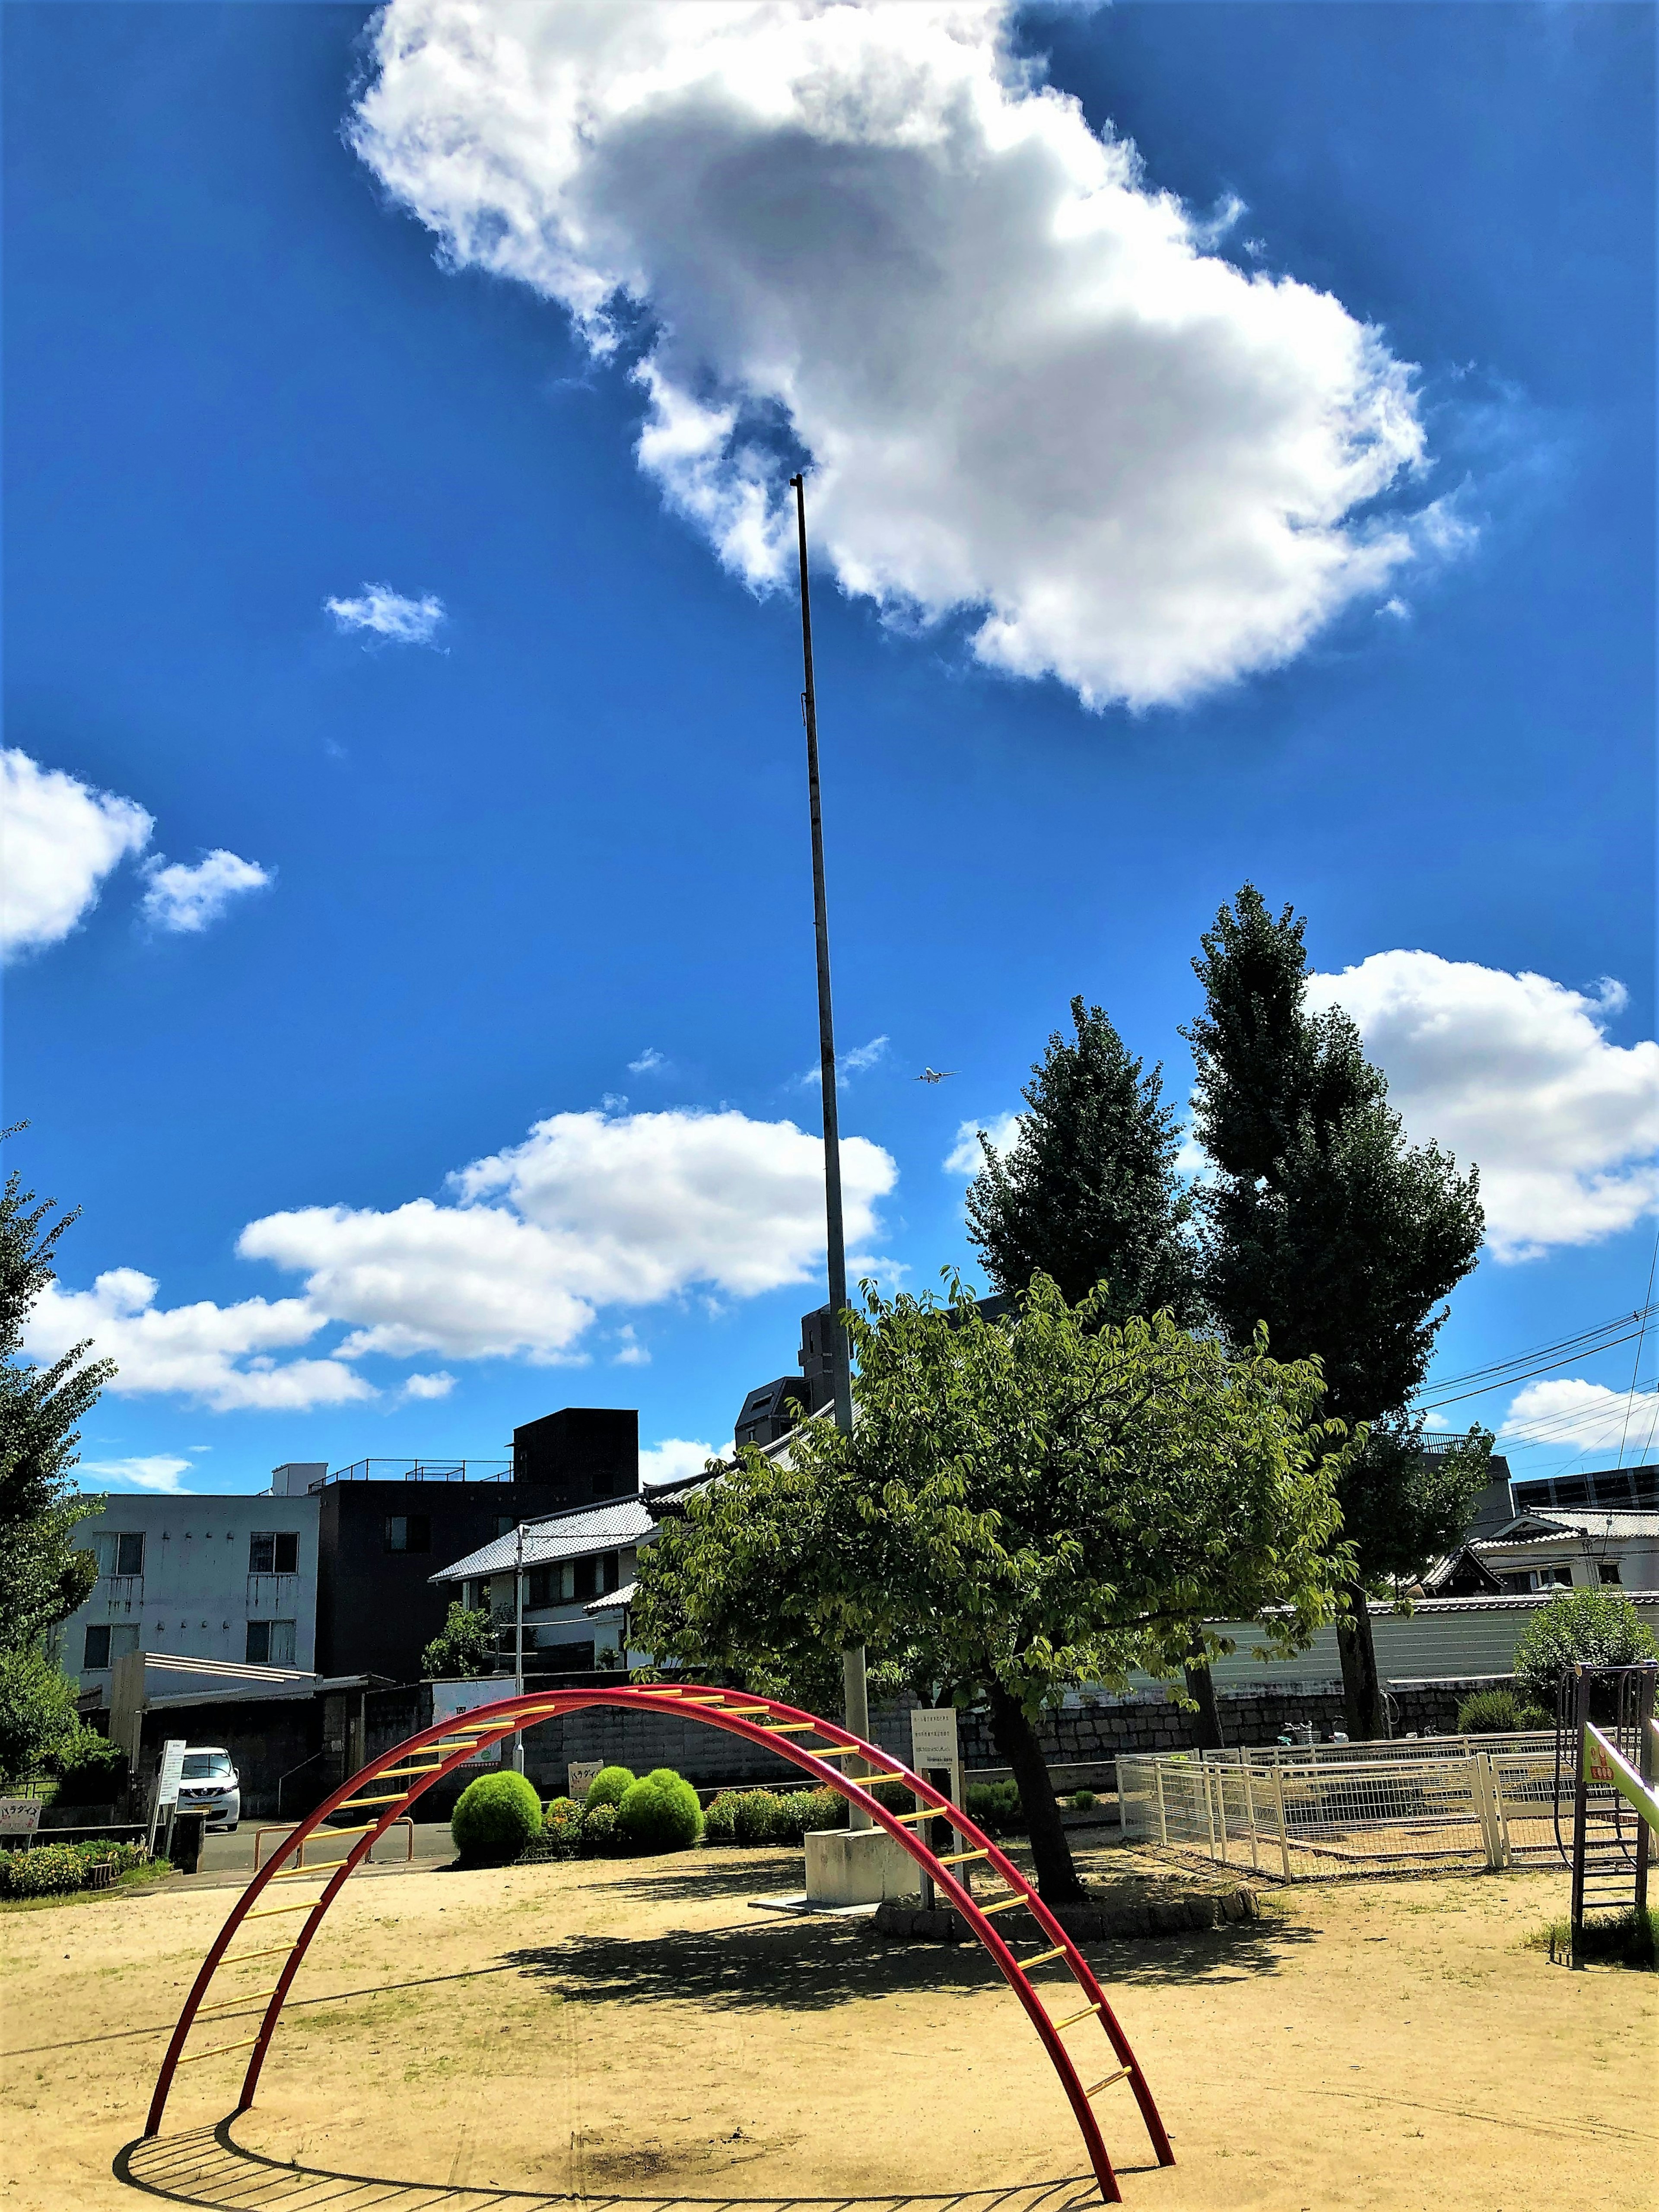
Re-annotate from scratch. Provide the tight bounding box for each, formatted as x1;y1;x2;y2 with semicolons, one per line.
788;472;871;1825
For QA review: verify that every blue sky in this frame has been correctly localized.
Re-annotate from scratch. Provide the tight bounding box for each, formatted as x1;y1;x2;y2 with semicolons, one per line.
6;2;1654;1500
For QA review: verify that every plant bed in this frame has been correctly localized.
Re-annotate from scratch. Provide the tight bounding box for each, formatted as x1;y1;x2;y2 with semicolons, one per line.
872;1883;1259;1943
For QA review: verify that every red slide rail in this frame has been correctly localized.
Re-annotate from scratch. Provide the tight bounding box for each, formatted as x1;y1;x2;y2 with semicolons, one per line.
144;1684;1173;2202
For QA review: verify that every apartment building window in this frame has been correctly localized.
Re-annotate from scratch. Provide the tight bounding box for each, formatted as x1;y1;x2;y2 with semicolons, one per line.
1531;1565;1573;1591
383;1514;430;1554
521;1552;622;1608
1598;1561;1623;1585
93;1532;145;1576
246;1620;297;1665
82;1623;140;1670
249;1531;299;1574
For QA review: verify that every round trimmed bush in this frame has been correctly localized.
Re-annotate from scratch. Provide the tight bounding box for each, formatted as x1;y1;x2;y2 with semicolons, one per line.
450;1770;544;1865
1070;1788;1098;1810
617;1767;702;1852
583;1764;636;1812
542;1796;585;1857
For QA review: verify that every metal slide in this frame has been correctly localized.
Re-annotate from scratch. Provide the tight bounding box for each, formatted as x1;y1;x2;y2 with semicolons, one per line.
143;1683;1173;2202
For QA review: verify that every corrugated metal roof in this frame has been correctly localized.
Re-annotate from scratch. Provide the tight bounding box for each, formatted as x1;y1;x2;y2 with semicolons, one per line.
432;1496;656;1582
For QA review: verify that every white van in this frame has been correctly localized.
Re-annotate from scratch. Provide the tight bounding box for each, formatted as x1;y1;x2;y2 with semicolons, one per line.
177;1747;241;1831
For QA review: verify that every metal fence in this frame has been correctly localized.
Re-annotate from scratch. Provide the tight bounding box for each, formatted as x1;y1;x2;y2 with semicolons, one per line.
1118;1732;1572;1879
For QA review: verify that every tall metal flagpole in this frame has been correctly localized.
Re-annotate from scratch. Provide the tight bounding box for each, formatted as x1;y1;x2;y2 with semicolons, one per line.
789;473;870;1822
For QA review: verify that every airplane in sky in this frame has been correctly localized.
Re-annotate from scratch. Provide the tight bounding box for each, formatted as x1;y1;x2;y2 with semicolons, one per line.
916;1067;959;1084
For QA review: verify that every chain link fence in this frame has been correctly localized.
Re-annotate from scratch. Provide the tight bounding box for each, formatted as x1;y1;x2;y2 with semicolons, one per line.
1118;1732;1568;1879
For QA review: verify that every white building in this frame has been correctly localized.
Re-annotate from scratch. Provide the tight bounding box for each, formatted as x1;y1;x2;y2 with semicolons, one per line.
432;1494;665;1672
1424;1509;1659;1597
55;1478;321;1694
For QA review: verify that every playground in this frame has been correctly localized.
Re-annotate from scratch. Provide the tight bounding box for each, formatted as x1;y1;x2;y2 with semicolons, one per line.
2;1833;1651;2211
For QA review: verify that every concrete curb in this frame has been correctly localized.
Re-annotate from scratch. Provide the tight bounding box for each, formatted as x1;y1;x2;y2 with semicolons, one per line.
871;1885;1262;1943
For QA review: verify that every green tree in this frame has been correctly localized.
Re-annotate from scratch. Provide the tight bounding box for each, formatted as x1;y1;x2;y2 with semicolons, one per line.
1182;888;1487;1738
1511;1588;1659;1710
421;1601;499;1680
0;1136;112;1653
0;1644;82;1782
634;1277;1353;1903
965;998;1199;1325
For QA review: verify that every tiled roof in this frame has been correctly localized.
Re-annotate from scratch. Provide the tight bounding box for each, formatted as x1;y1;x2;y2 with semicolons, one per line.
431;1495;657;1582
1483;1510;1659;1544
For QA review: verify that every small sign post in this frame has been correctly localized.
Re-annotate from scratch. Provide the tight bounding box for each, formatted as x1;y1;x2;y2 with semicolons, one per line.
909;1707;963;1909
149;1738;186;1858
0;1797;43;1842
566;1760;604;1805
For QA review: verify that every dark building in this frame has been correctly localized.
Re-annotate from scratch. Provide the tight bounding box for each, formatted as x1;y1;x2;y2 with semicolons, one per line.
737;1294;1017;1447
734;1376;809;1451
512;1408;640;1504
1510;1461;1658;1513
313;1413;640;1681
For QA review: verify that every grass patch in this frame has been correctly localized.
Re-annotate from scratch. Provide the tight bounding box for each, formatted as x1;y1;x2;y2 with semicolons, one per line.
1528;1906;1657;1968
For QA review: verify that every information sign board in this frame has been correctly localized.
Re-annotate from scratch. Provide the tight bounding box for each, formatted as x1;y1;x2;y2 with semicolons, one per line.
909;1707;962;1803
432;1678;512;1764
566;1760;604;1803
155;1739;187;1812
0;1798;43;1838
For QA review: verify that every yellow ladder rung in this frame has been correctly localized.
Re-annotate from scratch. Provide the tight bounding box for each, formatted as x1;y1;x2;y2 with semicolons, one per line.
337;1793;406;1809
308;1821;379;1839
859;1772;906;1786
221;1945;296;1966
178;2037;260;2064
889;1806;951;1827
199;1987;280;2015
979;1894;1030;1916
1052;2001;1107;2030
1084;2068;1131;2096
722;1704;772;1716
1022;1945;1067;1967
760;1720;818;1733
245;1901;324;1920
376;1763;445;1778
812;1744;861;1758
270;1866;343;1881
937;1848;988;1866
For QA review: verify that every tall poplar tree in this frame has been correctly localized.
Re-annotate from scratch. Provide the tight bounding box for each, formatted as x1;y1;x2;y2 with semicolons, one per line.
1183;889;1487;1738
965;997;1200;1326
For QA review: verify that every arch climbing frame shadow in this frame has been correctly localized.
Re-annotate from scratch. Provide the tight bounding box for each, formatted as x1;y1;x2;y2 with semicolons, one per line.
143;1685;1174;2204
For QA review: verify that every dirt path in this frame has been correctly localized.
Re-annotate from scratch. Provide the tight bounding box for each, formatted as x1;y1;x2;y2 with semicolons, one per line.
2;1846;1652;2210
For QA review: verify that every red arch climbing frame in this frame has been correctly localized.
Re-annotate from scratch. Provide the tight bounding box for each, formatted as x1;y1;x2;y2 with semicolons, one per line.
144;1684;1173;2202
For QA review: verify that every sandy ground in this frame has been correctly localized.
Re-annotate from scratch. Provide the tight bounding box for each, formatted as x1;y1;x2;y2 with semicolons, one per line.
2;1837;1653;2212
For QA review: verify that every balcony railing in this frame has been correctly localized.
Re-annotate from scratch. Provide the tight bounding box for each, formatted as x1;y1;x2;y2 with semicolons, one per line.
311;1459;512;1488
100;1576;143;1608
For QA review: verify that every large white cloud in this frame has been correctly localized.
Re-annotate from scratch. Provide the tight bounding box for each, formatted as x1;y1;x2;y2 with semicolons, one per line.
349;0;1439;710
25;1269;374;1414
30;1107;897;1407
0;749;153;961
1503;1378;1659;1457
1307;953;1659;1262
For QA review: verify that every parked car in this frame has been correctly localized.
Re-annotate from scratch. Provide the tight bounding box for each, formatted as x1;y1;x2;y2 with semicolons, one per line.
177;1747;240;1831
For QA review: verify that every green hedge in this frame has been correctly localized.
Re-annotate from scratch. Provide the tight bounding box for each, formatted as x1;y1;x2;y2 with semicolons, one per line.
451;1770;544;1864
541;1796;585;1857
0;1838;153;1899
965;1780;1027;1837
704;1785;848;1846
1456;1688;1551;1734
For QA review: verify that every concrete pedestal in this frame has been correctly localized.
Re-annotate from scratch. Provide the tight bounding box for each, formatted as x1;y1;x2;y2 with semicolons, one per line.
804;1824;920;1906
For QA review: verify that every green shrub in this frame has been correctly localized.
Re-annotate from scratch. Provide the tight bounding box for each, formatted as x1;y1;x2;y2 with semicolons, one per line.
450;1770;544;1864
703;1790;741;1844
580;1802;623;1856
541;1796;585;1857
1513;1588;1659;1708
1532;1907;1657;1969
731;1788;784;1845
1069;1788;1098;1810
965;1780;1026;1837
45;1728;129;1806
774;1787;845;1843
1456;1688;1551;1735
0;1647;82;1786
617;1767;702;1852
0;1843;87;1897
583;1764;636;1812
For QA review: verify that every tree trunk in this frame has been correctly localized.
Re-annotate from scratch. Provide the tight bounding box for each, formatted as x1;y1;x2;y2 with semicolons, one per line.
1336;1580;1385;1740
986;1681;1085;1904
1183;1645;1225;1751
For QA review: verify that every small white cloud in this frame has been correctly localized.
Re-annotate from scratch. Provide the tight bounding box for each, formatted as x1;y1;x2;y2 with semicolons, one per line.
324;583;446;646
1378;597;1411;621
628;1047;666;1075
400;1370;455;1401
1502;1378;1659;1455
944;1113;1024;1177
798;1035;890;1090
612;1325;649;1367
639;1437;721;1489
140;850;271;935
77;1455;196;1494
1306;952;1659;1261
0;749;152;961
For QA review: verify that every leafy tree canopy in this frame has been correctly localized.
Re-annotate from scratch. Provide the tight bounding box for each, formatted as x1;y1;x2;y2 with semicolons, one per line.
634;1276;1355;1896
1512;1587;1659;1709
421;1602;498;1681
965;997;1199;1326
0;1135;112;1653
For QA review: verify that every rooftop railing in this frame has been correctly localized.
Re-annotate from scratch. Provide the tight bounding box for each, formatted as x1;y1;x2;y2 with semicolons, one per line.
311;1459;512;1489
